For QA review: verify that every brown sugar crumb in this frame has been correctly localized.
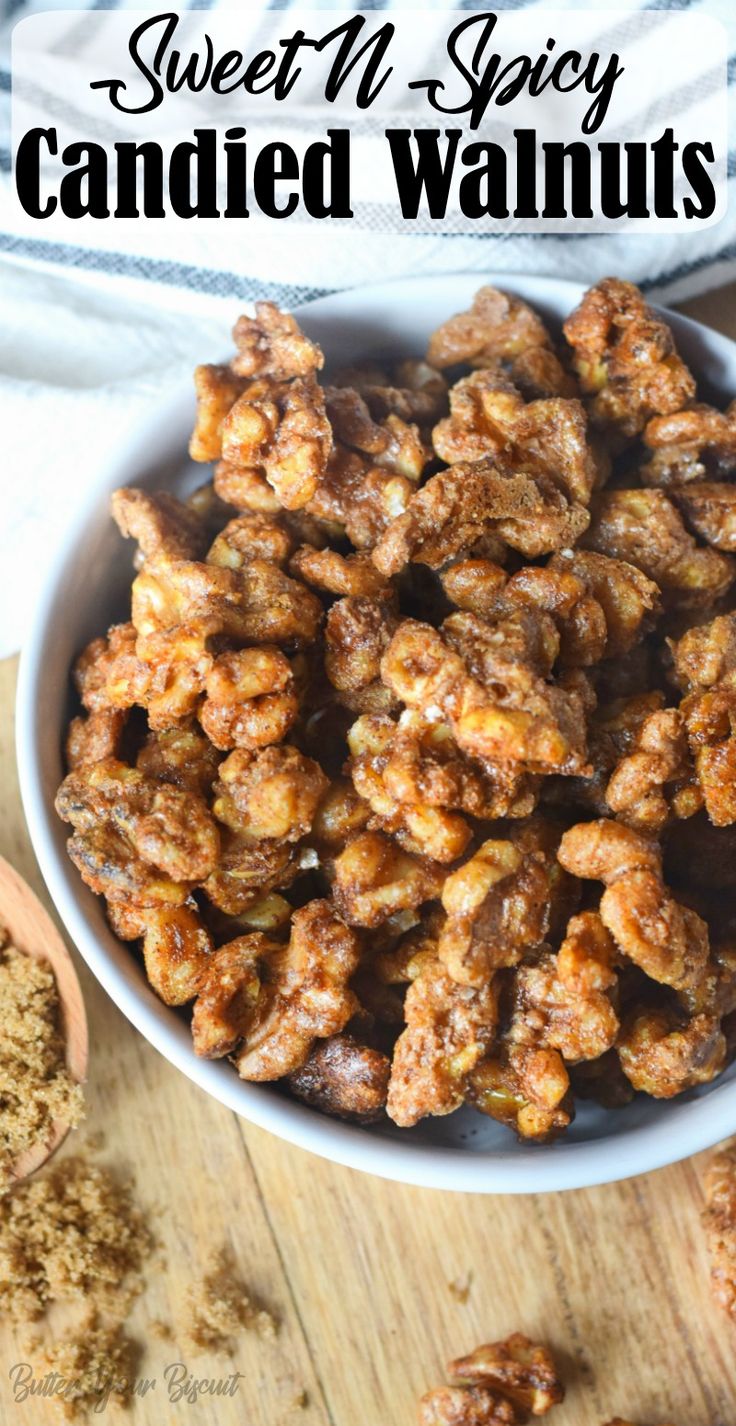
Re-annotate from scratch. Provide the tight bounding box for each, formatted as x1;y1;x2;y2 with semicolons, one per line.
448;1272;473;1304
0;1155;151;1322
284;1388;309;1415
42;1310;138;1419
149;1317;174;1342
186;1248;278;1352
0;929;84;1192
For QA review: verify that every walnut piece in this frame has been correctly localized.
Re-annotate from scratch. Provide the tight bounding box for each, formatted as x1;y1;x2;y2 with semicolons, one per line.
583;488;734;610
287;1034;390;1122
427;284;575;398
563;277;695;441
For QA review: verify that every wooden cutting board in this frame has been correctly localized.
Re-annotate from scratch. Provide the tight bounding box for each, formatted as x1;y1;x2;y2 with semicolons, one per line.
1;285;734;1425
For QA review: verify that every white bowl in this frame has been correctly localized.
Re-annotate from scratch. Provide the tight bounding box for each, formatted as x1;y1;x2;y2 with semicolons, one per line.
17;273;736;1193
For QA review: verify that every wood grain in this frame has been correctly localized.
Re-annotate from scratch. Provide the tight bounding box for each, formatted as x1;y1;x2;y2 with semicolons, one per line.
1;286;736;1426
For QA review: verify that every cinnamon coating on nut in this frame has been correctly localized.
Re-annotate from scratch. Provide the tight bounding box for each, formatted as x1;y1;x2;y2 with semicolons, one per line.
563;277;696;441
387;948;498;1128
373;459;590;575
432;367;603;504
428;284;575;398
287;1034;390;1122
583;488;734;609
558;819;710;993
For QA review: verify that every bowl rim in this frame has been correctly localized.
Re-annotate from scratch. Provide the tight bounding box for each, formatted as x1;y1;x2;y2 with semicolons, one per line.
16;269;736;1194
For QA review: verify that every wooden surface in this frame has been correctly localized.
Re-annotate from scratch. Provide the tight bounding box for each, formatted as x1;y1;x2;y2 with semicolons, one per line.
1;286;736;1425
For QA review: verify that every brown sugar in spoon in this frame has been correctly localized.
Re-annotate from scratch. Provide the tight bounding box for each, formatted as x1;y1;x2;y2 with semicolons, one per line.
0;854;88;1183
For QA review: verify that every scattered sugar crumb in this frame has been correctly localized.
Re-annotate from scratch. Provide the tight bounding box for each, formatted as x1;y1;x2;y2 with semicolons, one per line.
42;1310;138;1419
0;929;84;1191
448;1272;473;1304
186;1248;278;1353
149;1318;174;1342
0;1155;151;1322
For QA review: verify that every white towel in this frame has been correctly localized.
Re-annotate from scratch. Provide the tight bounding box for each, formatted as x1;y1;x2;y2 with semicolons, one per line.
1;0;736;658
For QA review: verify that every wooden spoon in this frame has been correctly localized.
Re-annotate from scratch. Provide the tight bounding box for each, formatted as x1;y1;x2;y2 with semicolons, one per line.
0;855;88;1184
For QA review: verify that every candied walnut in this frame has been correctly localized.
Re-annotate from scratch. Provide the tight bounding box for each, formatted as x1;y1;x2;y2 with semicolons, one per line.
680;685;736;827
509;913;619;1062
201;829;309;916
66;825;189;907
433;369;602;504
213;460;281;514
212;746;328;843
231;302;323;379
702;1141;736;1322
349;713;473;865
333;359;448;424
365;708;537;826
131;553;322;648
73;622;147;714
548;550;660;661
386;954;498;1127
111;486;207;563
558;820;709;992
562;277;695;440
604;706;698;832
382;613;589;776
207;512;294;569
134;618;218;729
448;1334;564;1419
448;552;657;672
191;935;263;1056
669;611;736;692
670;613;736;827
617;1007;726;1097
468;1044;572;1141
439;822;570;986
66;708;127;770
199;647;298;752
326;386;428;480
671;482;736;553
583;488;734;609
311;778;372;856
641;400;736;486
136;723;221;797
221;374;332;510
418;1385;517;1426
108;898;213;1006
289;545;389;597
556;691;666;817
332;830;444;928
427;285;575;398
287;1034;390;1122
325;595;400;714
308;446;414;550
234;901;360;1080
56;758;220;885
190;363;247;462
373;460;589;575
441;559;509;617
